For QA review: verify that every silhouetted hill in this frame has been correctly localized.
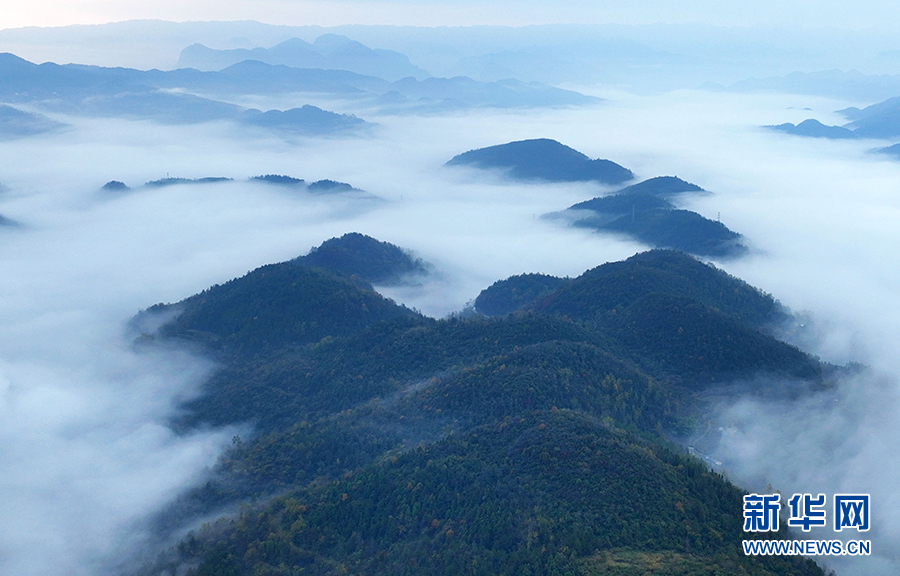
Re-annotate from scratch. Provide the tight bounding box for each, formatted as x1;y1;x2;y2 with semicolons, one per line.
876;142;900;159
767;119;857;139
100;180;130;191
307;179;357;193
569;193;674;216
601;208;746;258
474;273;566;316
0;104;66;138
241;105;368;134
446;138;634;184
559;187;746;258
294;232;431;285
249;174;305;186
614;175;704;196
144;177;233;187
838;96;900;138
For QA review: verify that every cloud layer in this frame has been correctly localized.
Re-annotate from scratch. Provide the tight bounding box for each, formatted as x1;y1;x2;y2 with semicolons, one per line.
2;88;900;574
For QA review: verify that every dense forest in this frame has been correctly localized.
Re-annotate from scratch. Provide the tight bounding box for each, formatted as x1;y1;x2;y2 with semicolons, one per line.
553;177;747;258
131;237;830;576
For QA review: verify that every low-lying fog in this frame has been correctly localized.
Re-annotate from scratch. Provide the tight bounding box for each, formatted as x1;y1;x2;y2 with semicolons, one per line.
1;89;899;574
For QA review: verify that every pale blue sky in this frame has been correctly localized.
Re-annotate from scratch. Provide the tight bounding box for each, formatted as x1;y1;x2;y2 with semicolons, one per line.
3;0;900;30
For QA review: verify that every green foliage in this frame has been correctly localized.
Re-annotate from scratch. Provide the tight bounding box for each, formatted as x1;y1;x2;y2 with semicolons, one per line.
158;263;418;357
611;293;821;383
173;413;822;576
136;246;828;576
294;232;430;285
475;273;566;316
536;250;784;329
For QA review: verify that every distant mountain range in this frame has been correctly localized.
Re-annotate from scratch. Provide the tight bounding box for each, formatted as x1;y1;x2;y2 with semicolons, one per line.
726;69;900;102
0;47;599;134
763;95;900;144
446;138;633;185
132;240;828;576
767;119;857;139
0;52;370;135
177;34;431;81
99;174;375;198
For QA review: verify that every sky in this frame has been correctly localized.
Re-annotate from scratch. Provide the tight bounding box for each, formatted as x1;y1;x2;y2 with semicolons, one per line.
3;0;900;30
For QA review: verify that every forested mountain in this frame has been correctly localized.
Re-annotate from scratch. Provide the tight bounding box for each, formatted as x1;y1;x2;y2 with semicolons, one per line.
474;273;567;316
293;232;431;285
552;178;746;258
446;139;634;184
132;240;828;576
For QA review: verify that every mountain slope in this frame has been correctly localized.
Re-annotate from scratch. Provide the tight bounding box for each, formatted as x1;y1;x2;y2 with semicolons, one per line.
133;243;827;576
446;139;634;184
294;232;430;285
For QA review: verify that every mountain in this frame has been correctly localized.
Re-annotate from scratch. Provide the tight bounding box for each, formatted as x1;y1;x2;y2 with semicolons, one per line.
383;76;600;110
767;119;858;139
613;175;704;196
177;35;431;81
249;175;369;195
446;139;634;185
100;180;130;192
771;95;900;142
133;244;827;576
241;105;368;134
554;178;746;258
0;104;66;138
143;263;417;360
727;69;900;101
474;273;567;316
600;208;746;258
533;250;782;328
0;53;371;135
1;51;599;120
144;177;233;187
838;96;900;138
293;232;431;285
569;192;674;216
876;142;900;159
